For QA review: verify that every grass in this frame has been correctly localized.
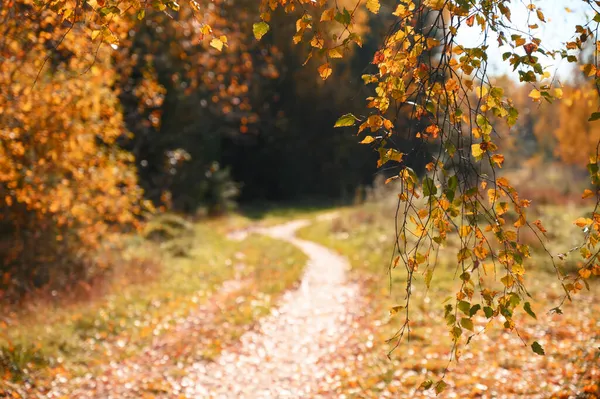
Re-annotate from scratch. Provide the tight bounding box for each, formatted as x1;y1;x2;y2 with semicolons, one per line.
0;213;307;388
297;199;600;398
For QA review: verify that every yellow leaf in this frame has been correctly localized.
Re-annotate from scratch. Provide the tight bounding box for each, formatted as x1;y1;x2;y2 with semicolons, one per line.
367;114;383;131
253;22;270;40
513;214;526;228
328;48;344;58
459;226;472;237
474;245;489;260
311;35;324;49
424;0;444;10
471;143;484;158
360;136;375;144
501;274;514;288
528;89;541;100
393;2;415;17
201;24;212;35
553;87;563;99
366;0;380;14
388;149;403;162
318;63;332;80
536;9;545;22
210;38;224;51
320;8;335;21
426;38;440;49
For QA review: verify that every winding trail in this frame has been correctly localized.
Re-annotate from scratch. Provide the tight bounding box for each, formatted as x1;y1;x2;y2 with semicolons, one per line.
180;220;361;398
41;218;360;398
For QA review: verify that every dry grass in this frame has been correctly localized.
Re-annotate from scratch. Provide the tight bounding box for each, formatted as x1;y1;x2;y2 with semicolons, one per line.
0;213;307;388
297;196;600;398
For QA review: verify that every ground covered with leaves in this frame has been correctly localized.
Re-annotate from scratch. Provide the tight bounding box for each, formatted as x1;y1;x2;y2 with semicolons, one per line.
298;201;600;398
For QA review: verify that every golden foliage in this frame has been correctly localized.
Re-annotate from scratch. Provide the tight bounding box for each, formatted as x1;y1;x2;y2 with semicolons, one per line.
0;2;148;293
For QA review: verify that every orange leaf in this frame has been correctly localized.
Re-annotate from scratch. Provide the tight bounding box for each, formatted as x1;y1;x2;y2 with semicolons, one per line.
533;219;547;233
318;63;332;80
491;154;504;168
496;177;510;187
574;217;592;228
582;189;595;199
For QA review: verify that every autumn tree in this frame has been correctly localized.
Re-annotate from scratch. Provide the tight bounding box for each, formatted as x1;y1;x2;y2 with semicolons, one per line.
0;1;148;297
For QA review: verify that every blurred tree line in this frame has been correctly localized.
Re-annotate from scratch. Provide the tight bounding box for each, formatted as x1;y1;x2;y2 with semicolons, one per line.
114;0;438;213
115;1;374;213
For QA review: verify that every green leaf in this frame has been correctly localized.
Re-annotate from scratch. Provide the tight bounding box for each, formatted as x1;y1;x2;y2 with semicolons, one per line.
334;113;358;127
419;379;433;390
589;112;600;122
476;114;492;135
425;269;433;289
457;300;471;315
253;22;270;40
448;175;458;190
452;325;462;339
469;304;481;317
334;8;352;25
460;317;474;331
99;5;120;16
423;177;437;196
531;341;545;356
509;292;521;308
389;305;404;316
483;306;494;318
435;380;448;395
459;271;471;281
524;301;537;319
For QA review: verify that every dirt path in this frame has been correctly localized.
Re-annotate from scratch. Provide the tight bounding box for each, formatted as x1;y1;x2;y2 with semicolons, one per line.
179;220;361;398
40;219;361;398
